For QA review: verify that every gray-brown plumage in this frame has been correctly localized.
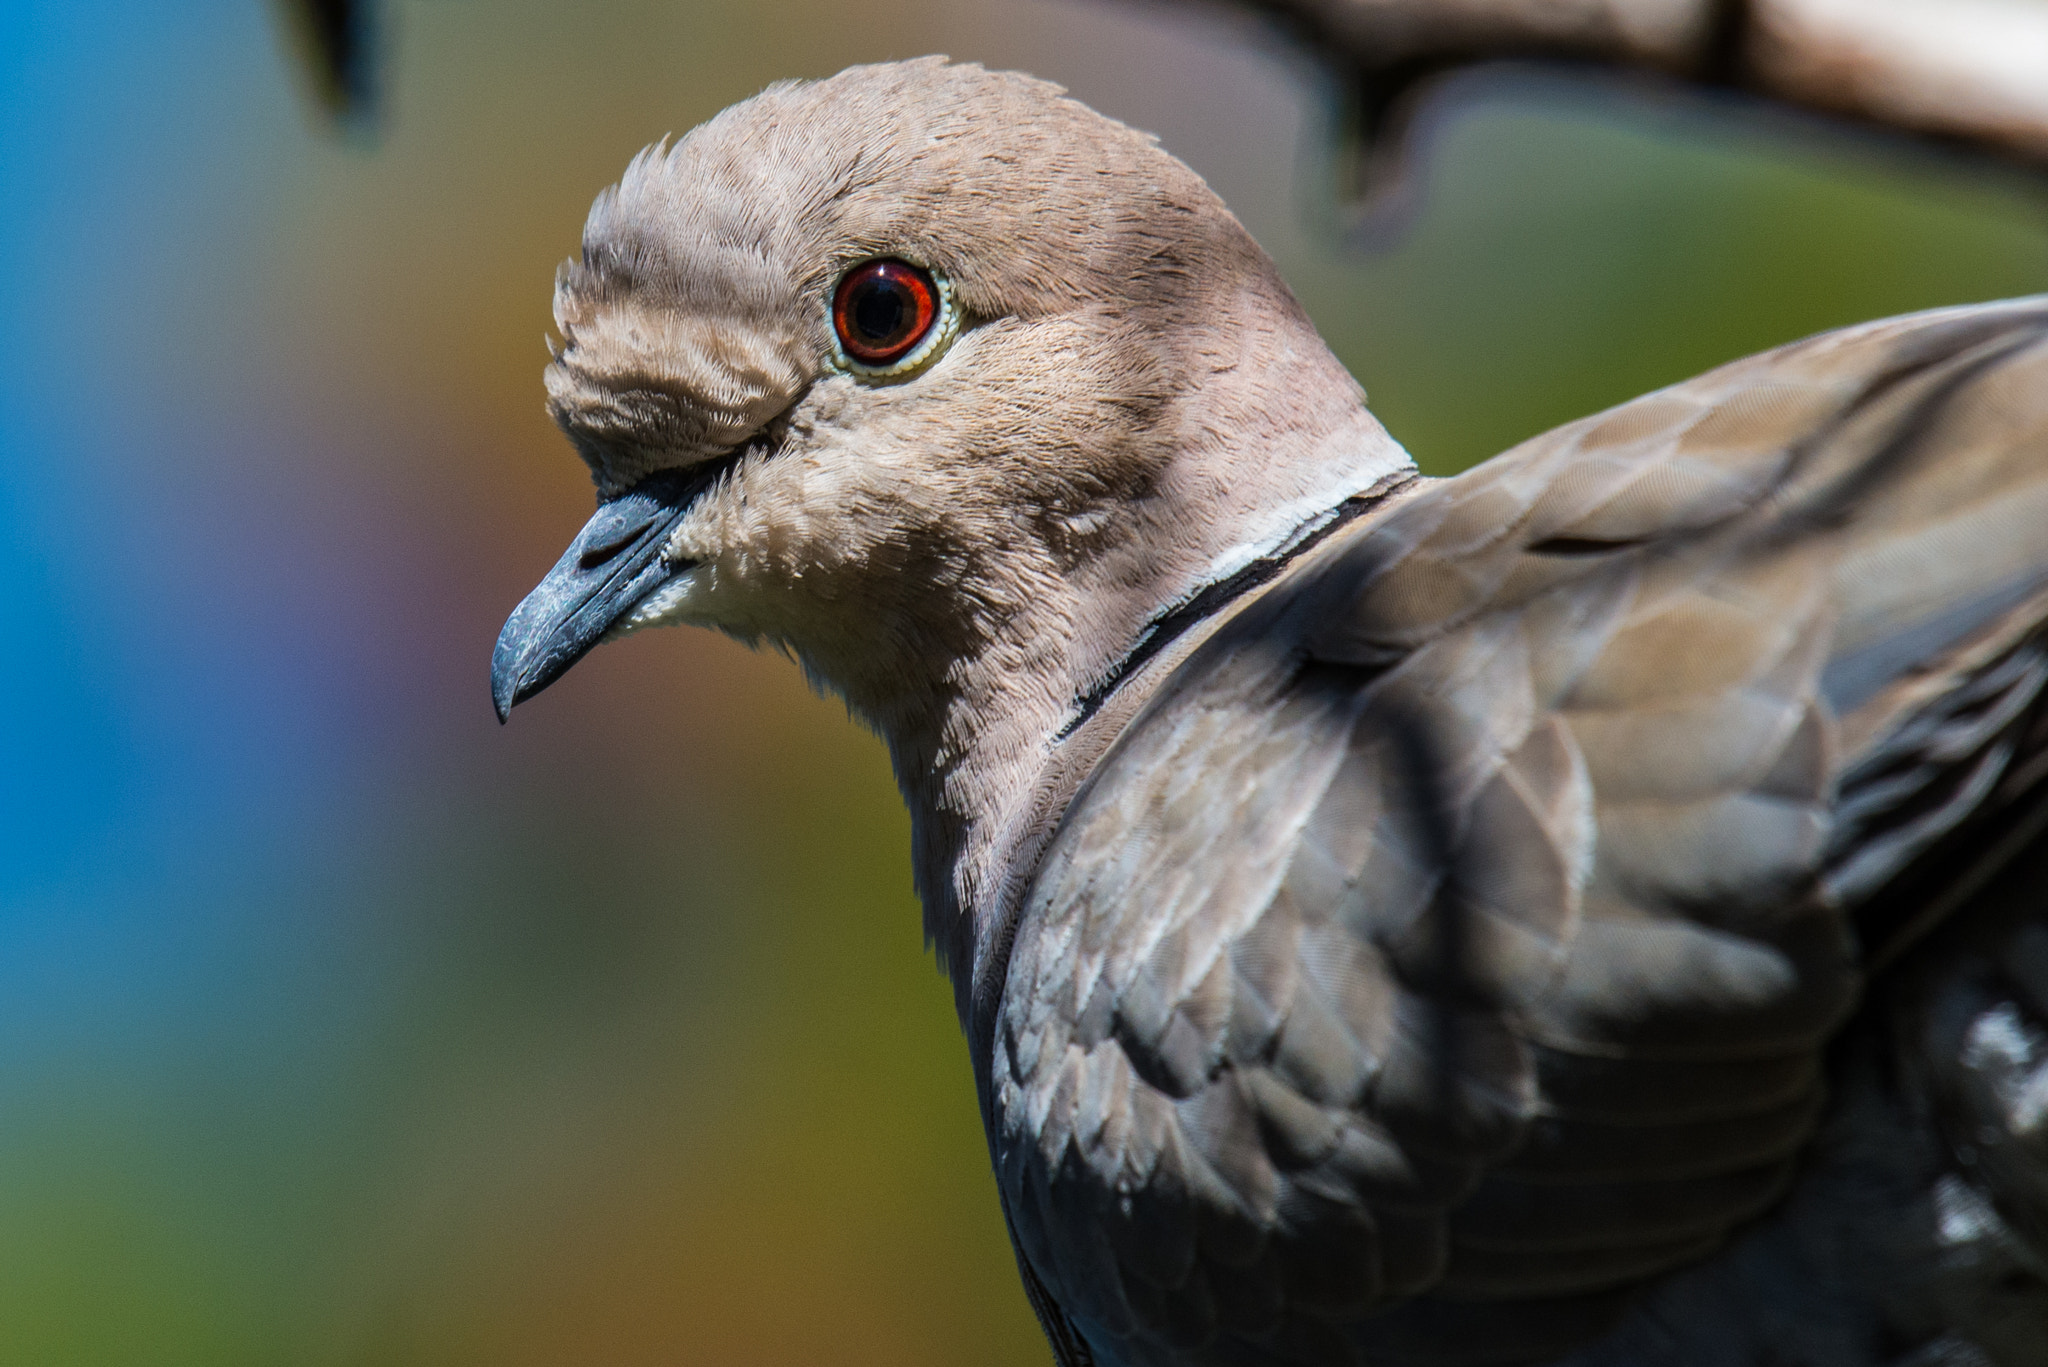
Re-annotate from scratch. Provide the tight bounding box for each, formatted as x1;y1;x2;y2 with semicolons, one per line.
491;59;2048;1367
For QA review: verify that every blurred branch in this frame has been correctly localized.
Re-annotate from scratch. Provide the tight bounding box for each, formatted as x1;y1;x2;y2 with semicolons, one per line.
1750;0;2048;155
1229;0;2048;193
271;0;377;128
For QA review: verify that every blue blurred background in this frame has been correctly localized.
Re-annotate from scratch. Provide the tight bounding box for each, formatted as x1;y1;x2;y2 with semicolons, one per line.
2;1;2045;1362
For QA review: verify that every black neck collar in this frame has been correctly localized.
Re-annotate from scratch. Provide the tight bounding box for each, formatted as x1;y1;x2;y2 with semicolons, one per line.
1055;472;1414;743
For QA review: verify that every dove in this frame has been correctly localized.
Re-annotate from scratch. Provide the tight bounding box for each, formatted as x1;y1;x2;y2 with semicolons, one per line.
491;58;2048;1367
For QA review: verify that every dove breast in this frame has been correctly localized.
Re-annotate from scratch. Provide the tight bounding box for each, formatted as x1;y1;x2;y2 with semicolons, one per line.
988;298;2048;1367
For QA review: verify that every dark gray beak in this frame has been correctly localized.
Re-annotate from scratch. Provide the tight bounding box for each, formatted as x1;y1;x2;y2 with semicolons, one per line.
491;468;709;721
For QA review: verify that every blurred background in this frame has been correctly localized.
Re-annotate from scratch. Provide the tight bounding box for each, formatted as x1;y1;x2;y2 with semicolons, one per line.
2;1;2046;1363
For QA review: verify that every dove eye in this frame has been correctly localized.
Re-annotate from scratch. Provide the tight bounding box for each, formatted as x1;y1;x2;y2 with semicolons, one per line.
831;258;956;379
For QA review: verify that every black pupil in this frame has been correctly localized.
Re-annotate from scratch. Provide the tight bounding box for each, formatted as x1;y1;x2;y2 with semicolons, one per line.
852;279;910;344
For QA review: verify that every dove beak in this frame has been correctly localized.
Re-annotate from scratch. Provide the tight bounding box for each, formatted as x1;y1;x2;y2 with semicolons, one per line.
491;467;712;721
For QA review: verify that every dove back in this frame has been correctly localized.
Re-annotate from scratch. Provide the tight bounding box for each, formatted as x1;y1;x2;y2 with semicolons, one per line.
989;299;2048;1367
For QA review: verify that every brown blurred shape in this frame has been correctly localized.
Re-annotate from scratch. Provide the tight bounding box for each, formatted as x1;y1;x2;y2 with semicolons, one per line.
1228;0;2048;191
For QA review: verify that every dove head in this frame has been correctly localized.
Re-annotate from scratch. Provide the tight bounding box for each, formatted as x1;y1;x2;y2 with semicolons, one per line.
494;59;1410;974
543;57;1206;502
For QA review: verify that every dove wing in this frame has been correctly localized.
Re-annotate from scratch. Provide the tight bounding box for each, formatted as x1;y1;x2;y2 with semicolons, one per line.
991;299;2048;1367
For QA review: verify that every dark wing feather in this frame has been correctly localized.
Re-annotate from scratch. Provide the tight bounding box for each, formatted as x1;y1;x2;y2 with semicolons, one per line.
991;299;2048;1367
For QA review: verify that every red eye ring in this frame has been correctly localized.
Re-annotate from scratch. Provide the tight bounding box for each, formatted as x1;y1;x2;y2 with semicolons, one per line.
832;259;941;368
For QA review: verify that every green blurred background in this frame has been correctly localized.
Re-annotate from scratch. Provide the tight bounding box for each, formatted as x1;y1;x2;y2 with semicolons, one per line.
2;1;2045;1363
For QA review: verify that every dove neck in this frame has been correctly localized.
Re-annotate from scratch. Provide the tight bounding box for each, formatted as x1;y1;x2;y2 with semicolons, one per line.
826;371;1416;1027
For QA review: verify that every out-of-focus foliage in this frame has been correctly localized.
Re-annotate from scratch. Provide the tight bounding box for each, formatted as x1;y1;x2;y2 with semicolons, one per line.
0;1;2043;1363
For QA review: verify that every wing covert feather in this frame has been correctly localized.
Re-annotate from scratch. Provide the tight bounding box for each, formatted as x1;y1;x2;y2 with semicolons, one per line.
994;301;2048;1365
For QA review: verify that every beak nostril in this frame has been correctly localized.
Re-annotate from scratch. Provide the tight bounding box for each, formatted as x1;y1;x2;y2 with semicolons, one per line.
578;536;633;571
577;518;649;570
